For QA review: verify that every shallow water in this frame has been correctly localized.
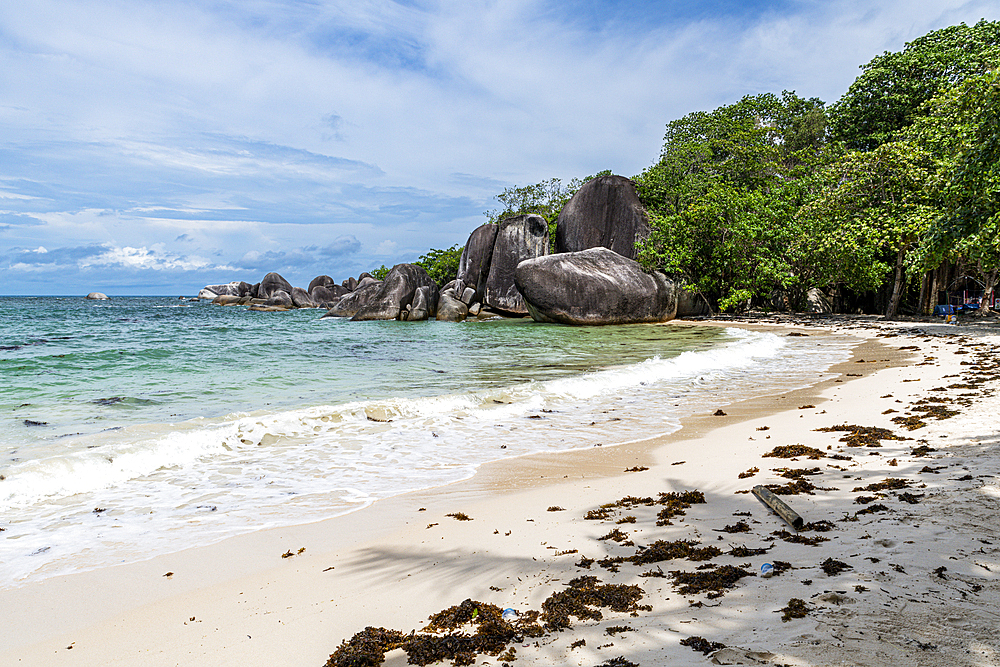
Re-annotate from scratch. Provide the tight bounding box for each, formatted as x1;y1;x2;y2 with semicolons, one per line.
0;297;854;588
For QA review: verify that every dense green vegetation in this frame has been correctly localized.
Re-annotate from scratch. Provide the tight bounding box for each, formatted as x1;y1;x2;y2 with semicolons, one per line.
379;20;999;317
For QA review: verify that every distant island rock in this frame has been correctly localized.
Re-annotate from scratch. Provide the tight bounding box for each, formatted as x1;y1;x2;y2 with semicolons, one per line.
85;292;110;300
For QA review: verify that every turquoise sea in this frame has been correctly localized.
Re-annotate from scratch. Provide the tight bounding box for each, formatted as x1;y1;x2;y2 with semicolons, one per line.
0;296;854;588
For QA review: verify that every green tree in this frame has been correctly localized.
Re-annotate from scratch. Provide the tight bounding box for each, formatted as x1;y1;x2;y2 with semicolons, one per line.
415;245;463;287
906;68;1000;313
830;20;1000;150
634;92;832;311
794;141;936;317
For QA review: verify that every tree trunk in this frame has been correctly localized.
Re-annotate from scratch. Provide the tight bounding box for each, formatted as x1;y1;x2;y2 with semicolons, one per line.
885;247;907;319
917;271;930;315
980;269;997;315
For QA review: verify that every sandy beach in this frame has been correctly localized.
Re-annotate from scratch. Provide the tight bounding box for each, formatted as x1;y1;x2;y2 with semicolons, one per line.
3;317;1000;667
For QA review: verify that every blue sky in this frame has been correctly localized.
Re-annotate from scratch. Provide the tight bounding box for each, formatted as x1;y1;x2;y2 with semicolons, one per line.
0;0;995;295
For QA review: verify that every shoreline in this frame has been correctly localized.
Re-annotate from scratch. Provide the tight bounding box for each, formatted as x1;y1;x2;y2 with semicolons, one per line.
2;318;999;666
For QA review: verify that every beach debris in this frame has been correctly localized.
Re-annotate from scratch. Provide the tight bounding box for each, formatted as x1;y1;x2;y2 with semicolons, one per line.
772;530;828;546
801;520;834;532
672;460;686;465
616;516;637;524
575;557;595;568
751;485;804;530
427;523;438;529
569;639;586;649
814;424;907;447
598;529;633;544
713;409;727;416
669;564;753;598
624;466;648;472
738;467;759;479
898;492;923;504
23;419;48;427
680;635;726;655
639;566;666;578
281;547;306;558
655;490;706;526
760;563;774;578
773;467;821;479
779;598;809;621
586;508;613;520
446;512;472;521
762;444;825;460
933;566;948;579
761;479;826;496
717;521;751;534
910;445;936;457
728;545;772;557
323;566;335;572
547;506;565;512
756;425;770;431
163;571;173;578
596;658;638;667
798;405;815;409
853;477;910;492
820;558;852;575
605;625;632;635
541;576;647;630
855;503;889;515
629;539;722;565
93;507;106;514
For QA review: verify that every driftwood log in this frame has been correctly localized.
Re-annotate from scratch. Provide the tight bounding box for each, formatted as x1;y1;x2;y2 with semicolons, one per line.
752;485;804;530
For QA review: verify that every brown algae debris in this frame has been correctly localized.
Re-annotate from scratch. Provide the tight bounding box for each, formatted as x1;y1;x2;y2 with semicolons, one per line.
820;558;852;576
669;564;753;598
629;539;722;564
655;490;706;526
780;598;810;621
680;636;727;654
853;478;910;492
762;445;825;459
738;466;760;479
814;424;908;447
446;512;473;521
772;530;828;546
540;576;647;630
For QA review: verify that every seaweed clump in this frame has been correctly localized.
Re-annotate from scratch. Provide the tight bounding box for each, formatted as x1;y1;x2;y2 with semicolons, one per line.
820;558;852;576
763;479;825;495
738;467;759;479
780;598;809;622
772;530;828;546
814;424;907;447
762;445;825;459
325;626;408;667
629;539;722;564
853;478;910;492
719;521;751;533
655;490;706;526
669;564;753;598
540;576;647;630
680;636;726;655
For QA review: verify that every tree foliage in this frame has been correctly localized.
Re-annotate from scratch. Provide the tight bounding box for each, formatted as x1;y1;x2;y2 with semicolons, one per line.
415;245;463;287
830;20;1000;150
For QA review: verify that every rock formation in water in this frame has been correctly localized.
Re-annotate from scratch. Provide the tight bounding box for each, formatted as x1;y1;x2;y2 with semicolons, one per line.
483;214;549;315
515;247;678;325
85;292;110;300
455;224;499;301
352;264;438;321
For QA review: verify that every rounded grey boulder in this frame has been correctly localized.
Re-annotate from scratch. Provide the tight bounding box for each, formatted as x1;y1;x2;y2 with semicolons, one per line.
265;290;294;308
258;272;294;300
555;175;650;260
483;214;549;315
322;281;384;318
85;292;109;300
290;286;318;308
514;247;678;325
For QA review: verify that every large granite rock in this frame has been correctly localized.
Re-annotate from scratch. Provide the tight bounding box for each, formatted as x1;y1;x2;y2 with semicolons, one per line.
310;285;347;308
198;281;253;300
514;247;678;325
555;175;650;260
342;276;359;292
265;290;294;308
322;280;384;318
676;289;713;317
308;275;337;293
407;285;439;321
352;264;438;321
436;291;468;322
456;224;499;299
258;272;294;300
483;214;549;315
807;287;833;314
85;292;109;300
290;286;318;308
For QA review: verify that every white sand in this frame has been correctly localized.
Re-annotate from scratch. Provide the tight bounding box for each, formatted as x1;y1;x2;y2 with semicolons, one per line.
2;319;999;667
